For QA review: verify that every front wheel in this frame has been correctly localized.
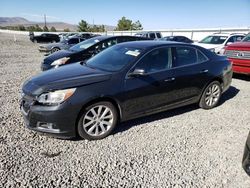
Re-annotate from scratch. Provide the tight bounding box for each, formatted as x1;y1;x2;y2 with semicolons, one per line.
199;81;222;109
77;102;118;140
51;47;60;53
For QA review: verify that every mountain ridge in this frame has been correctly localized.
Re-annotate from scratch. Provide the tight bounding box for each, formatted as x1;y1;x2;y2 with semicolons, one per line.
0;17;116;31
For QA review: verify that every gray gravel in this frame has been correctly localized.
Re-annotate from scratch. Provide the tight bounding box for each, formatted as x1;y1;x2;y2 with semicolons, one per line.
0;33;250;187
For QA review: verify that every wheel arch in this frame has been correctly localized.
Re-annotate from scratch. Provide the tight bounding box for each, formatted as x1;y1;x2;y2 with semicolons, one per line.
75;97;123;134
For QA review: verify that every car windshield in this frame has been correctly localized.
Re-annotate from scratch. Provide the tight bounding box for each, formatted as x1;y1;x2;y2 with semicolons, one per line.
199;35;228;44
70;37;101;52
242;34;250;42
85;45;143;72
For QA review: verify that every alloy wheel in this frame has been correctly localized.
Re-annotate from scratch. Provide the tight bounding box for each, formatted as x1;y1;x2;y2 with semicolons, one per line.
205;84;221;107
82;105;114;136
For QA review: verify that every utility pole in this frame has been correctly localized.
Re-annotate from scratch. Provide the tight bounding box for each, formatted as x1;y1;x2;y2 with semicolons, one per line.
44;14;47;27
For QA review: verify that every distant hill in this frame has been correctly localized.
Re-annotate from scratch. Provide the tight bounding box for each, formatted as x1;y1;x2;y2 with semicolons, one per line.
0;17;116;31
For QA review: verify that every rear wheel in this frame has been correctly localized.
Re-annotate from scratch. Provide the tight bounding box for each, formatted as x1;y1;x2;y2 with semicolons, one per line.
77;102;118;140
199;81;222;109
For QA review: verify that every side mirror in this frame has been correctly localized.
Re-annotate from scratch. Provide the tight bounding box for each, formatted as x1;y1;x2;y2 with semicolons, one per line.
226;42;233;46
128;68;147;77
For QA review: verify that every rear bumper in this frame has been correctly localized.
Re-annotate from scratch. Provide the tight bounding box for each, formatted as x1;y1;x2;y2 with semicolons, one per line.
222;69;233;93
243;133;250;176
228;58;250;75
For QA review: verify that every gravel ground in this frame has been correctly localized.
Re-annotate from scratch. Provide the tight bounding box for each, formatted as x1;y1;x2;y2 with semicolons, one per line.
0;33;250;187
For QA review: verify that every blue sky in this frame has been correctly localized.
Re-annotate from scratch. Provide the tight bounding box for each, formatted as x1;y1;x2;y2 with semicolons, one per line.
0;0;250;29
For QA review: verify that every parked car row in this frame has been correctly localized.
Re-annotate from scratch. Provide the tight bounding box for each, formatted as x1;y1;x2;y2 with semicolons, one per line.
24;31;249;177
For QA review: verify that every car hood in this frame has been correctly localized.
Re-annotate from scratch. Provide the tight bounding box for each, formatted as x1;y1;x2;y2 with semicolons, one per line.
195;42;221;49
226;42;250;49
44;49;75;64
41;42;65;49
22;63;112;96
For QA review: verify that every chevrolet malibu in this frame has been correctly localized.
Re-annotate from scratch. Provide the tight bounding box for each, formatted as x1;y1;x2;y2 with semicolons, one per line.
20;41;232;140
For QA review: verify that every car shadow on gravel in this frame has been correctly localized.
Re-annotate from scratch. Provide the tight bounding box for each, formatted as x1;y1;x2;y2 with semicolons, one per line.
113;86;239;135
114;104;199;135
218;86;239;106
233;73;250;81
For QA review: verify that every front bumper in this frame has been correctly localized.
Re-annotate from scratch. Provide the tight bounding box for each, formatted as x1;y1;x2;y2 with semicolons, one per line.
39;47;51;53
243;132;250;176
20;95;78;138
228;58;250;75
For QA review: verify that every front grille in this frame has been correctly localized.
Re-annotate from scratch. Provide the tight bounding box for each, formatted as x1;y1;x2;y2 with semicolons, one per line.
224;50;250;60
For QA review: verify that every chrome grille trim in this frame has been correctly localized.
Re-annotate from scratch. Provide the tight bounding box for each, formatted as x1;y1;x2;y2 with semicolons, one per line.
224;50;250;60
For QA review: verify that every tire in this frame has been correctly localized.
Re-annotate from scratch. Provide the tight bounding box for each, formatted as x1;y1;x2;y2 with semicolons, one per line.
51;47;60;53
199;81;222;109
77;102;118;140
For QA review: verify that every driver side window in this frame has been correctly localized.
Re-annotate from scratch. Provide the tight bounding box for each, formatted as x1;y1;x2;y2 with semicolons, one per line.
134;47;172;73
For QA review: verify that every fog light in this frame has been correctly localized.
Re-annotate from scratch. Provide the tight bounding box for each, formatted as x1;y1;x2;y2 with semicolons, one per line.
36;122;60;133
37;122;54;129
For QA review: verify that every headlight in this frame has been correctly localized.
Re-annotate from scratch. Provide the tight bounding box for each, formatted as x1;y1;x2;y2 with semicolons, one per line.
209;48;215;53
37;88;76;105
51;57;70;67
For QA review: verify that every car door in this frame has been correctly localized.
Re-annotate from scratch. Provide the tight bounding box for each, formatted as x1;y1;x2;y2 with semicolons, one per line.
170;46;211;103
122;47;176;119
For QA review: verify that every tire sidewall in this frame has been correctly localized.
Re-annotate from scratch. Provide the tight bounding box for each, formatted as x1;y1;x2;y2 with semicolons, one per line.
199;81;222;109
51;48;59;53
77;102;118;140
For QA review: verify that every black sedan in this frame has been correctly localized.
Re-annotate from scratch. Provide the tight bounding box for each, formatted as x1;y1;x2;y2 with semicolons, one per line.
41;35;149;71
30;33;60;43
21;41;232;140
160;36;193;43
243;132;250;176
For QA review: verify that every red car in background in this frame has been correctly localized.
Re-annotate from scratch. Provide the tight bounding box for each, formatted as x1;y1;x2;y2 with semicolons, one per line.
224;34;250;75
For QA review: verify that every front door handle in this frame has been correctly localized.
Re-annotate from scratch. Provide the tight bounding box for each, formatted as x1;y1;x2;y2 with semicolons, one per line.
200;69;208;73
164;77;175;82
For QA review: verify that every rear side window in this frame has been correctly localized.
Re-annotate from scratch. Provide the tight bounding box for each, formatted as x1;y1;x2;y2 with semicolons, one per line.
197;50;208;63
173;47;197;67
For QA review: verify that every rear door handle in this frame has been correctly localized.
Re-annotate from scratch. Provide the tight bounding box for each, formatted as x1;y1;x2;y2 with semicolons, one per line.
164;77;175;82
200;69;208;73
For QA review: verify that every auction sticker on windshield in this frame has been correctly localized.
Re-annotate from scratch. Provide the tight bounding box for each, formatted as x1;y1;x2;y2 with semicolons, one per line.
125;50;140;57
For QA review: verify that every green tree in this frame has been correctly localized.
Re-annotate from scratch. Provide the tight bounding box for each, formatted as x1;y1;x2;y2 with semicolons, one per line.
63;28;70;32
78;20;89;32
43;25;49;32
50;26;57;32
35;24;43;32
116;17;133;31
132;20;143;30
18;25;26;31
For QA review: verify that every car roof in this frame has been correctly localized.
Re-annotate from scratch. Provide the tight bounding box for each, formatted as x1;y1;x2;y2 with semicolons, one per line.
115;40;190;50
90;35;142;41
210;33;246;36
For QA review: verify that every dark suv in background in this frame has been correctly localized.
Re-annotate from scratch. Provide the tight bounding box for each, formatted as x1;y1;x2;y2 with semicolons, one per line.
30;33;60;43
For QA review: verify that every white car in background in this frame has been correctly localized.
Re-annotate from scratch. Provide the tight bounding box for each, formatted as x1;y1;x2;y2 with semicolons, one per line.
195;33;245;55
